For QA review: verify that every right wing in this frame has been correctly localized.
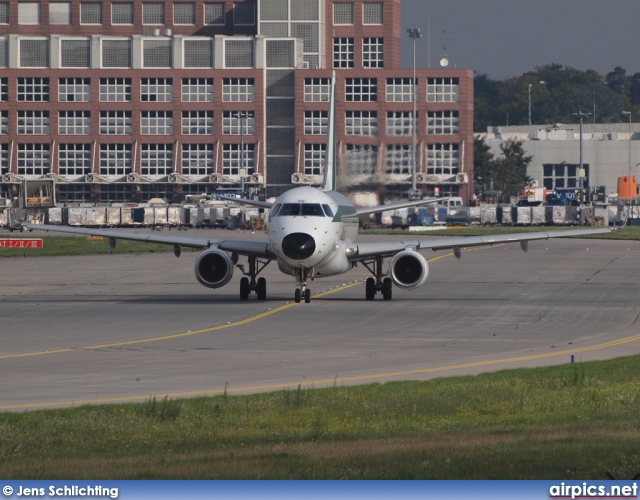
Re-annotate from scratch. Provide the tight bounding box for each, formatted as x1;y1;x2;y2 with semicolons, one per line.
348;227;614;260
355;196;446;217
25;224;275;258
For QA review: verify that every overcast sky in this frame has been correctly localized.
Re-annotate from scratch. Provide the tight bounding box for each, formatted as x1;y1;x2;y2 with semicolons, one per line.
401;0;640;79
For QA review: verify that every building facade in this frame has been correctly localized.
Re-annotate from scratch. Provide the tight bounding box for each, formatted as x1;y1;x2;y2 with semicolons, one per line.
0;0;474;205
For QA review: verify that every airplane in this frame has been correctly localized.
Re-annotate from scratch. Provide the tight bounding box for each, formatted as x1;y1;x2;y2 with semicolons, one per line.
17;73;614;304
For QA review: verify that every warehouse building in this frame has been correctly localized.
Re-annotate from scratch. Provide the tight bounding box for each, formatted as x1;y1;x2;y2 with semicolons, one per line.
0;0;473;205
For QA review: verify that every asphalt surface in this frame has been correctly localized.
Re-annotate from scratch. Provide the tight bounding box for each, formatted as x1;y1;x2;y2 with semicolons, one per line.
2;228;640;411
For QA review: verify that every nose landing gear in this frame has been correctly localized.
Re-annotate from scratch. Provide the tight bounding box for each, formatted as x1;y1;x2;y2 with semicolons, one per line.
294;268;312;304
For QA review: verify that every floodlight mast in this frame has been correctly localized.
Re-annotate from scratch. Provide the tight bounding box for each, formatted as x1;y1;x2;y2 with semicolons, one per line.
572;111;591;204
407;28;422;200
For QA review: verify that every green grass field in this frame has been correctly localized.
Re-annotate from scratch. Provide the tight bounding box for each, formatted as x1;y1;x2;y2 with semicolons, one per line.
1;356;640;479
1;225;639;258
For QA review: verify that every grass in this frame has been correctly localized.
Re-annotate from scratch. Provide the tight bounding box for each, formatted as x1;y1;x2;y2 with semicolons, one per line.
1;226;640;258
2;355;640;479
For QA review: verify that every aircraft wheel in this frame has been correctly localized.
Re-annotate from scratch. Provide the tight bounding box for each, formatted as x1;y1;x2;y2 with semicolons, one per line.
365;277;376;300
240;277;250;300
256;277;267;300
304;289;311;303
294;288;301;303
382;278;393;301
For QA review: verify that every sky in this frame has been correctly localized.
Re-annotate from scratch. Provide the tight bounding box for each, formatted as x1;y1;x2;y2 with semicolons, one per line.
401;0;640;80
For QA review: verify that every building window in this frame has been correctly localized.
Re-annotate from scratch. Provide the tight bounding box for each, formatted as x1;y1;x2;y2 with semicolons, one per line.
182;78;213;102
304;78;330;102
143;2;164;24
363;37;383;68
386;78;414;102
543;164;584;190
345;77;377;102
304;111;328;135
333;37;354;68
59;110;91;135
184;39;213;68
99;77;132;102
204;2;225;25
0;3;9;24
0;77;6;101
304;143;325;176
61;39;91;68
143;39;172;68
174;2;195;24
102;39;132;68
385;145;411;174
346;111;377;136
99;110;132;135
225;39;254;68
100;143;131;176
345;144;377;175
333;2;354;25
386;111;413;136
427;110;459;135
0;143;8;174
222;143;254;175
18;143;50;175
0;110;7;134
18;2;40;24
18;77;49;102
222;111;254;135
222;78;254;102
0;37;5;68
141;111;173;135
58;143;91;176
59;78;91;102
182;144;214;175
58;184;92;202
427;77;460;103
141;144;173;176
427;143;459;175
112;2;134;24
100;184;133;202
363;2;383;24
80;2;102;24
49;2;72;24
233;2;255;25
18;111;50;135
141;78;173;102
182;110;214;135
19;39;49;67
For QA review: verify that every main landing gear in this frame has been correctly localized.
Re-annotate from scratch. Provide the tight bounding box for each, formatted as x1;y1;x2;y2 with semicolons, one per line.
361;256;393;301
294;268;312;304
237;256;271;301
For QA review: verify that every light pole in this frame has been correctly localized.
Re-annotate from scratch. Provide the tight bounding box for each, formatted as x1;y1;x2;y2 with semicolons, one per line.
622;111;633;215
407;28;421;199
572;111;591;206
528;80;545;126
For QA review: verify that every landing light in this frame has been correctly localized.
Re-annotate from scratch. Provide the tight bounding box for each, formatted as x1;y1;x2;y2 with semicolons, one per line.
345;246;357;255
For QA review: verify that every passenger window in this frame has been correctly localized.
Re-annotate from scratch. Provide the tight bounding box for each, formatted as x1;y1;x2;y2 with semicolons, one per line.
322;204;334;217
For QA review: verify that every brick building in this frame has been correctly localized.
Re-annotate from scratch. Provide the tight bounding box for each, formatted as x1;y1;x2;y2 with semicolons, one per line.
0;0;473;204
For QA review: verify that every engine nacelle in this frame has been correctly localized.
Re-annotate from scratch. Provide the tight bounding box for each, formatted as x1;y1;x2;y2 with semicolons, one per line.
194;248;234;289
389;250;429;290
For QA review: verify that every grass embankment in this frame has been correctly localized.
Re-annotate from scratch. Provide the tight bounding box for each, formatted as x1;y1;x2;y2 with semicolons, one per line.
2;226;640;258
2;356;640;479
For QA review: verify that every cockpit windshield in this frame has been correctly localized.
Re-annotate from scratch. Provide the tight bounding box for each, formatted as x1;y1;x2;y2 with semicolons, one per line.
276;203;329;217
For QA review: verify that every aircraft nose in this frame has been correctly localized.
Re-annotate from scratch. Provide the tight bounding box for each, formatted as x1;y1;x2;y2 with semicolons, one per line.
282;232;316;260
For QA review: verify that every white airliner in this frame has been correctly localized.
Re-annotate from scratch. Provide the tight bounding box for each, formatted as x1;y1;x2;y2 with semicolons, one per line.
23;73;613;303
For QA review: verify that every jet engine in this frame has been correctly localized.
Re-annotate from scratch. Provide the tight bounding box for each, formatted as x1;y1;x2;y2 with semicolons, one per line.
389;250;429;290
194;248;234;289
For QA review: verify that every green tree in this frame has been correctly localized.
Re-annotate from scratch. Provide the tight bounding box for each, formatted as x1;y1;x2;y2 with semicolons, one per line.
489;139;532;198
473;135;495;193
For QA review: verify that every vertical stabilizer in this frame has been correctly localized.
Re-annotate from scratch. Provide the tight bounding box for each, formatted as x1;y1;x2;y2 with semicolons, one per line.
322;71;337;192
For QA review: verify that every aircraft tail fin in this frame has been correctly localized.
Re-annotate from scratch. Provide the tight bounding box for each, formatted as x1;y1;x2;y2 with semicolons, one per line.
322;71;337;192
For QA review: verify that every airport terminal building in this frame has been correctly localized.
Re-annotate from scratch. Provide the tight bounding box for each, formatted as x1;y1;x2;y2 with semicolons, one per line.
0;0;473;205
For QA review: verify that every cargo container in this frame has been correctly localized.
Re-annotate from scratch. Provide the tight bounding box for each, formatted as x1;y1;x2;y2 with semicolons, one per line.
121;207;134;226
531;206;546;225
47;207;63;225
545;206;567;225
515;206;531;225
481;205;498;225
106;207;121;226
498;205;513;225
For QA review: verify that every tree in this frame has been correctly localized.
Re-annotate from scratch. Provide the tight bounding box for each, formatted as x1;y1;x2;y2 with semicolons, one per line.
491;139;533;198
473;135;494;193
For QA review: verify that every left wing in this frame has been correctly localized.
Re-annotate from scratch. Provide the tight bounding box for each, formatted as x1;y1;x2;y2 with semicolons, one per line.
25;224;274;257
348;227;614;260
216;195;273;209
355;196;445;217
